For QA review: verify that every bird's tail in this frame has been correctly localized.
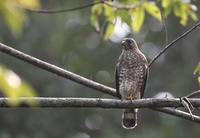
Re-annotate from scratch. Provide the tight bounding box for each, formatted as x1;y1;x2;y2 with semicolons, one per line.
122;109;138;129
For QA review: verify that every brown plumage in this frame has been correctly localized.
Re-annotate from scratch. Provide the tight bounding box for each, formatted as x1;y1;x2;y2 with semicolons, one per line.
115;38;148;129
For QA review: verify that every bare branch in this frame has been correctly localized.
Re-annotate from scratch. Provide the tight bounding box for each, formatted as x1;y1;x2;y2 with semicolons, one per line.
152;108;200;123
23;1;101;14
149;21;200;67
0;42;200;123
1;97;200;108
1;97;200;123
0;43;116;97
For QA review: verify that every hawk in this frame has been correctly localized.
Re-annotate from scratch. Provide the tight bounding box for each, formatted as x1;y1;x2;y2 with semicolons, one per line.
115;38;148;129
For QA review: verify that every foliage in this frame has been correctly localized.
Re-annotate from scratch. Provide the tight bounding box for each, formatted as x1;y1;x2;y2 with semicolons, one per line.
0;0;40;35
0;65;37;106
90;0;198;39
194;62;200;86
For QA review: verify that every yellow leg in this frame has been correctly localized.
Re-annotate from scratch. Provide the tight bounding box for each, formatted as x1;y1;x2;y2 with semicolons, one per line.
127;94;136;100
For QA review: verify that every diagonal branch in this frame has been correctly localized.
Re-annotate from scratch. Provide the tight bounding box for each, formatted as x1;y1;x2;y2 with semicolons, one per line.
149;21;200;67
0;43;116;97
151;108;200;123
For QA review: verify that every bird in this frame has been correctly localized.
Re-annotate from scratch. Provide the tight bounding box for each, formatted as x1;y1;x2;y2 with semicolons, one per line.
115;38;148;129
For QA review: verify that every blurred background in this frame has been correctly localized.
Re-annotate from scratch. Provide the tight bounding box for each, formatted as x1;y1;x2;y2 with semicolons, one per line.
0;0;200;138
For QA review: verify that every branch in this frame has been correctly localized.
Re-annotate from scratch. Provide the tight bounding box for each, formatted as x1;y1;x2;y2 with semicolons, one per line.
151;108;200;123
1;97;200;108
23;1;140;14
23;1;101;14
149;21;200;67
0;43;116;97
0;42;199;123
1;97;200;123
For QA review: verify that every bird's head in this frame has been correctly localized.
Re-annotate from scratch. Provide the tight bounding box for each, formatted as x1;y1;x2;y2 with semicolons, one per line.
121;38;138;51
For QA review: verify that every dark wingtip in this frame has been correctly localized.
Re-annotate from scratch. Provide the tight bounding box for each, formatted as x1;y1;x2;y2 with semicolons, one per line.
122;109;138;129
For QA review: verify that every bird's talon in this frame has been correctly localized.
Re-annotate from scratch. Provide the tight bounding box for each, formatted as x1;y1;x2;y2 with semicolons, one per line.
127;94;135;101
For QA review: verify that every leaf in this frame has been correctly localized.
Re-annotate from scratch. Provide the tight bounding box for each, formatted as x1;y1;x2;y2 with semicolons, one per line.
189;11;198;21
144;2;161;21
0;0;24;34
91;3;103;15
90;4;103;32
117;10;132;26
0;65;37;106
90;14;100;32
194;62;200;75
194;62;200;86
131;6;145;32
16;0;41;9
198;77;200;86
174;3;188;26
0;0;41;35
161;0;171;8
103;4;115;22
119;0;139;4
103;23;115;40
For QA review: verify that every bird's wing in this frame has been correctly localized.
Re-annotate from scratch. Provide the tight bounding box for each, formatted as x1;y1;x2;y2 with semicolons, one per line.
115;63;121;98
141;64;149;98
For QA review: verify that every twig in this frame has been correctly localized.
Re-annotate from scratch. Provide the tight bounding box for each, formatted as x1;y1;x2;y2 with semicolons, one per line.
179;97;195;120
0;43;116;97
149;21;200;67
23;1;101;14
22;1;140;14
152;108;200;123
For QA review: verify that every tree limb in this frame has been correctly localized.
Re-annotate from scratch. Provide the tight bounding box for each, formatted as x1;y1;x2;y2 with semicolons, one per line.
0;43;116;97
1;97;200;108
0;42;200;123
1;97;200;123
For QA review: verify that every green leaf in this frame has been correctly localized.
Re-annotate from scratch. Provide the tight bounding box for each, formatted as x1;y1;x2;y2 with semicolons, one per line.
103;23;115;40
194;62;200;75
194;62;200;86
144;2;161;21
0;0;24;34
103;4;115;22
91;4;103;15
174;3;188;26
117;10;132;26
0;64;37;106
90;4;103;32
0;0;41;35
90;14;100;32
131;6;145;32
189;11;198;21
16;0;41;9
161;0;171;8
119;0;139;4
